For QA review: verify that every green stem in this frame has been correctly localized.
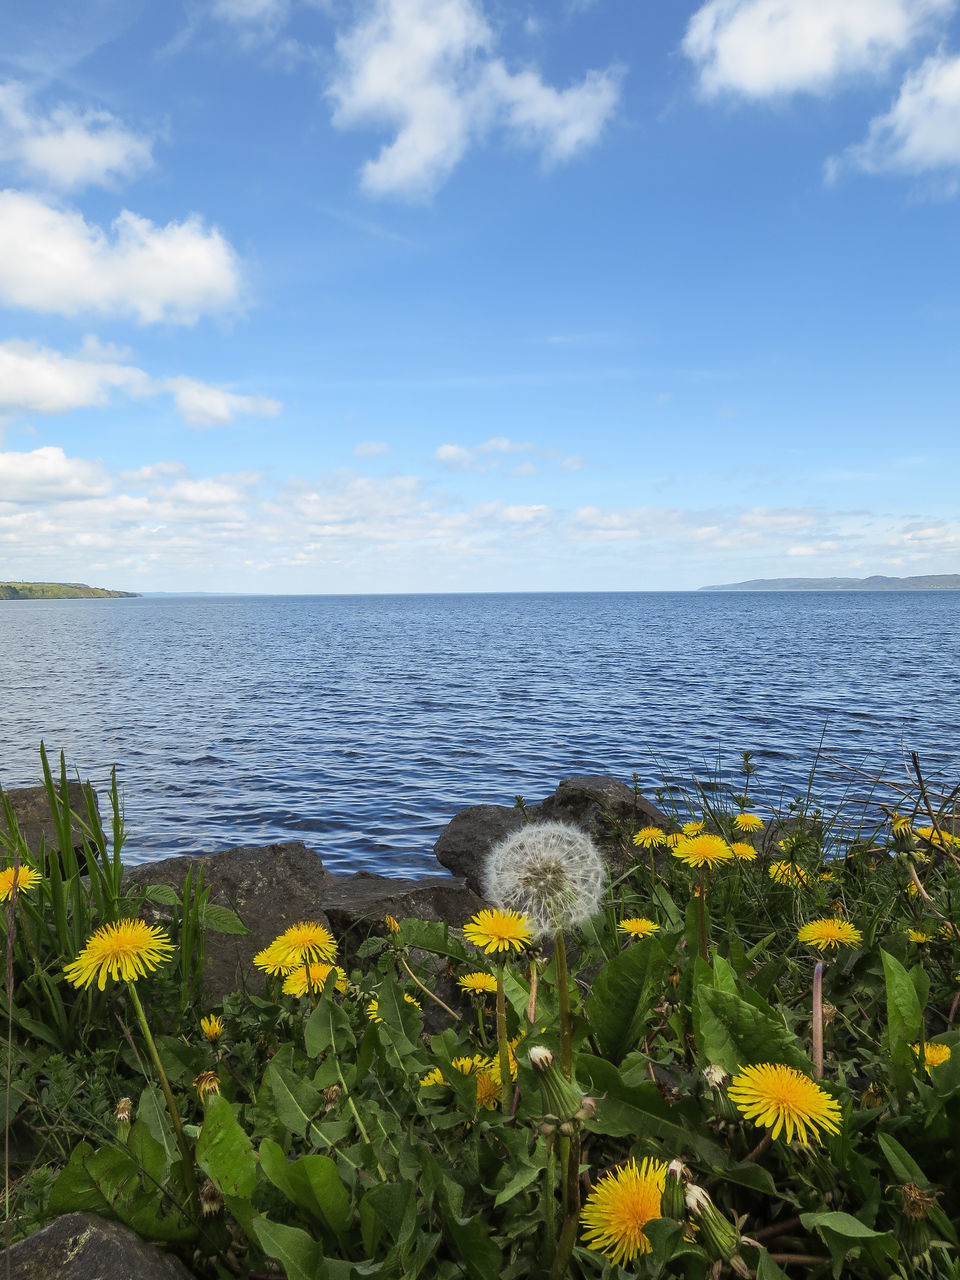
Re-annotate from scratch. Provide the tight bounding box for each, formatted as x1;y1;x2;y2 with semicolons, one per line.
550;1130;581;1280
543;1133;557;1268
698;870;709;963
125;982;200;1215
496;961;511;1115
554;930;573;1080
334;1058;387;1181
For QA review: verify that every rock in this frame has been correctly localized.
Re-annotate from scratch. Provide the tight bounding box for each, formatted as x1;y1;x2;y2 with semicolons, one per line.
2;1212;195;1280
124;841;333;1000
538;775;669;865
124;844;482;1001
433;776;670;892
0;781;100;873
433;804;527;894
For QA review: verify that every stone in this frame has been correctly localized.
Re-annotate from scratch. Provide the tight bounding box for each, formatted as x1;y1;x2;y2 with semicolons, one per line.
2;1212;195;1280
123;844;483;1001
433;804;527;894
124;841;334;1000
433;776;670;892
0;782;100;872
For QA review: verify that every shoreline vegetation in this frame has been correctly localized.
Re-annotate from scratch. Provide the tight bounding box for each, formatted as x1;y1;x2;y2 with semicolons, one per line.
0;581;140;600
699;574;960;591
2;747;959;1278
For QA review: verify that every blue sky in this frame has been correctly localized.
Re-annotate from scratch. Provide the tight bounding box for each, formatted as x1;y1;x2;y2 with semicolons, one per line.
2;0;960;592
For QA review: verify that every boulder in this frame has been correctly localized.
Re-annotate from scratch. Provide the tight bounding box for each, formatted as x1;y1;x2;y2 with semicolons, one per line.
2;1212;195;1280
0;782;100;872
124;844;482;1001
433;776;670;892
124;841;333;1000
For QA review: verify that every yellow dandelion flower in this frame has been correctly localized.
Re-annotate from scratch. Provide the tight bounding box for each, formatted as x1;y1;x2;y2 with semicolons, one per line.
193;1070;221;1102
366;992;421;1023
618;917;661;939
682;821;705;836
0;864;42;900
911;1042;951;1073
730;842;757;862
769;860;809;887
818;870;835;881
475;1065;502;1110
907;928;932;944
665;832;683;848
419;1067;446;1087
890;812;913;836
672;834;734;870
777;836;796;853
906;881;920;897
580;1158;668;1266
452;1055;486;1076
200;1014;224;1043
385;915;400;933
282;962;348;997
457;971;498;994
797;918;862;951
733;813;763;833
727;1064;841;1144
252;921;337;975
63;919;175;990
632;826;666;849
462;908;533;955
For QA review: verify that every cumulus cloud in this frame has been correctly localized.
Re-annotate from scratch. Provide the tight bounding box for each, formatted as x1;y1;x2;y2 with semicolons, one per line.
211;0;290;24
165;377;282;427
0;339;280;426
329;0;620;197
683;0;953;98
0;80;153;190
433;437;536;470
827;52;960;179
0;191;243;323
0;446;111;502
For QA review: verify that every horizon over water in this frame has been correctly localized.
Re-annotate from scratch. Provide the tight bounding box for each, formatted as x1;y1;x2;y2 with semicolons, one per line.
2;590;958;877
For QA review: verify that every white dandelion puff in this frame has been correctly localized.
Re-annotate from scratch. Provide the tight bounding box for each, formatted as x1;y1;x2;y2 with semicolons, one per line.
483;820;606;937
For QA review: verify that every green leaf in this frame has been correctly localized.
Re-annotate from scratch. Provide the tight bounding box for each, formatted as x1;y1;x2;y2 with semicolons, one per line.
585;937;669;1063
694;985;811;1075
263;1058;323;1139
252;1217;342;1280
138;1083;177;1171
305;998;356;1059
800;1211;898;1280
200;903;251;934
397;918;469;963
360;1181;416;1254
142;883;181;906
877;1132;928;1187
755;1251;791;1280
881;950;922;1076
259;1139;352;1239
196;1094;258;1198
493;1161;541;1207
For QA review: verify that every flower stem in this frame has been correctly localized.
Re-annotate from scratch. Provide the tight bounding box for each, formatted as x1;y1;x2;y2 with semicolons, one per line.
550;1130;581;1280
553;930;573;1080
398;953;460;1020
812;961;824;1080
125;981;200;1215
496;961;511;1115
698;871;709;962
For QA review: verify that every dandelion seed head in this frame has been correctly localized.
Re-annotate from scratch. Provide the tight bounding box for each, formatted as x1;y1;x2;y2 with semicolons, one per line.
483;821;605;936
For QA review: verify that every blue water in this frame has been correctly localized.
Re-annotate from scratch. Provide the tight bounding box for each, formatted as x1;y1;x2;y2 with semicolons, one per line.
1;592;958;876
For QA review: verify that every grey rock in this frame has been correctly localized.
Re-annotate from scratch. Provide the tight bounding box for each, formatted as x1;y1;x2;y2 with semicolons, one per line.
433;776;670;892
124;841;333;1000
433;804;528;894
2;1212;195;1280
0;782;100;869
319;870;484;956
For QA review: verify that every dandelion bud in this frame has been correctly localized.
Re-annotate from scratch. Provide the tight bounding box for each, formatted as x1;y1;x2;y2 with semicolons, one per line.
660;1159;689;1220
323;1084;342;1108
528;1045;589;1125
896;1183;938;1263
685;1185;742;1265
703;1064;728;1089
200;1179;224;1217
115;1096;133;1142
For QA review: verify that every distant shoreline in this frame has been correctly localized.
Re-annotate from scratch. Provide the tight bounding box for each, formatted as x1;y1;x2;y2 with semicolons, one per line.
0;582;140;600
699;573;960;592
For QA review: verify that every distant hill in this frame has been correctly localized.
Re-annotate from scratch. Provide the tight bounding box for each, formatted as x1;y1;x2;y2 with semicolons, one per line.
0;581;140;600
699;574;960;592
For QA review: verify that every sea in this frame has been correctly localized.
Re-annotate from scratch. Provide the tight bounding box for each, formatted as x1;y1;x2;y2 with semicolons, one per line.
1;591;958;876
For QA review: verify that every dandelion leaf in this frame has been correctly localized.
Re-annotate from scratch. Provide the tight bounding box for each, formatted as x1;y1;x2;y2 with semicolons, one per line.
585;936;669;1063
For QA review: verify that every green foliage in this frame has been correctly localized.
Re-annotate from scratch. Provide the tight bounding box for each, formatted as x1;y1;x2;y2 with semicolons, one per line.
4;746;960;1278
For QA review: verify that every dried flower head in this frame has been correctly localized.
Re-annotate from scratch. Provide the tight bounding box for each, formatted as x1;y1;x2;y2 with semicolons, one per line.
115;1097;134;1124
200;1179;224;1217
193;1070;221;1102
483;821;606;937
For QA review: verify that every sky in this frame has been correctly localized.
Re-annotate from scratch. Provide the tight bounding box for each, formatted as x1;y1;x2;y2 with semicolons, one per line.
2;0;960;593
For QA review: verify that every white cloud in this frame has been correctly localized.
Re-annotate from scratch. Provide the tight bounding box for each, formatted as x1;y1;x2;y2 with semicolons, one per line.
434;437;536;470
0;191;243;324
828;52;960;179
0;340;150;414
165;377;282;427
0;80;153;190
683;0;953;98
0;446;111;501
434;443;474;468
354;440;390;456
0;339;280;426
211;0;290;24
329;0;620;197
